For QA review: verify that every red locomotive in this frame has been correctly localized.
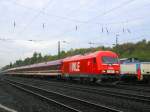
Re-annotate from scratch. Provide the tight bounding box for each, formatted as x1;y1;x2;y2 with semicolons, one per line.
3;51;120;82
62;51;120;81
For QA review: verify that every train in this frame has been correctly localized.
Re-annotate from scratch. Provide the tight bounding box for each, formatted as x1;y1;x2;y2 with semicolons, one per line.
120;58;150;81
2;51;120;82
2;51;150;82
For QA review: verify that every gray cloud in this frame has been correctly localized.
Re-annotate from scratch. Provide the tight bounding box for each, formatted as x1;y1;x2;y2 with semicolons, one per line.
0;0;150;67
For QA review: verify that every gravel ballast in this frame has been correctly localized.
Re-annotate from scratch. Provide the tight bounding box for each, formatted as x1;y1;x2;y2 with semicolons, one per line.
5;76;150;112
0;76;71;112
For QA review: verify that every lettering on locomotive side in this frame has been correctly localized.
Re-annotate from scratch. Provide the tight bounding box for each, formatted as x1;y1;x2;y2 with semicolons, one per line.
70;62;80;72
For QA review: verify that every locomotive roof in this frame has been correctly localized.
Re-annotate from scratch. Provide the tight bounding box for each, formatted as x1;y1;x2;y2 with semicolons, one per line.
63;51;117;62
4;51;117;72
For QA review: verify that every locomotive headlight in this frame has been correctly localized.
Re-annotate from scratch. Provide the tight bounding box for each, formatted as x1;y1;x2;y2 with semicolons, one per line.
115;71;119;73
102;70;106;73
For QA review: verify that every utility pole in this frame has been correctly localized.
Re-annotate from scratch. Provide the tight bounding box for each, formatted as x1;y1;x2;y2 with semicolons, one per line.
116;35;118;46
58;41;60;59
58;41;69;59
116;34;119;53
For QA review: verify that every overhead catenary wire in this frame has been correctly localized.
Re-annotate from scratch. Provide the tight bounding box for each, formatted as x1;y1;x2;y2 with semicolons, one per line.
0;38;43;42
1;0;150;67
6;0;145;41
8;0;143;38
9;0;139;25
41;0;137;38
87;0;136;22
16;0;54;34
9;0;146;27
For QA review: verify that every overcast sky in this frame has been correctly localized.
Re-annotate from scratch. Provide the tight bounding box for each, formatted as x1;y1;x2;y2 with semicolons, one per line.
0;0;150;67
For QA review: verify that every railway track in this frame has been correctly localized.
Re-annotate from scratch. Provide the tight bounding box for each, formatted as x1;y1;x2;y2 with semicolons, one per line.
118;82;150;88
6;77;150;104
96;83;150;93
25;78;150;104
37;77;150;93
50;78;150;93
8;76;150;93
4;79;122;112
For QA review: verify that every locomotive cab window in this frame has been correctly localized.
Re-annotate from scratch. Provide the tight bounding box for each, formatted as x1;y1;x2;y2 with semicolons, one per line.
102;56;118;64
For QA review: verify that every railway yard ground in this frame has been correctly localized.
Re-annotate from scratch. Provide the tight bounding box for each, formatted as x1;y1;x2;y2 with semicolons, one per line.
0;75;69;112
0;74;150;112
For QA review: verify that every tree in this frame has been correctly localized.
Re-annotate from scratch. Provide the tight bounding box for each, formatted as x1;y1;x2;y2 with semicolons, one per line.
2;39;150;70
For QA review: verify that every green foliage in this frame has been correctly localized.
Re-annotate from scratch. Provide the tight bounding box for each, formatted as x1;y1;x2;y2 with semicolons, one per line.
116;39;150;61
2;39;150;70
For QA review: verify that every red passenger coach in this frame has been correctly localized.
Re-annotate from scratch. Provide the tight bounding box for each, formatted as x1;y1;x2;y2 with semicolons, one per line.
62;51;120;81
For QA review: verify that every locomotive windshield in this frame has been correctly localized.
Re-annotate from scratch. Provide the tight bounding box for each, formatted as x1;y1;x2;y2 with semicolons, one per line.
102;56;119;64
